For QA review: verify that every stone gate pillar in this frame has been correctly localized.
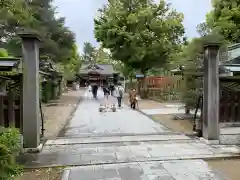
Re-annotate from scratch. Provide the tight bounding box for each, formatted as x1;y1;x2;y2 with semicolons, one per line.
203;43;220;141
20;33;41;148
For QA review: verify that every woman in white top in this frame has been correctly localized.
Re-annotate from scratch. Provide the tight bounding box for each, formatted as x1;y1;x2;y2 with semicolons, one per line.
114;83;124;108
85;84;92;99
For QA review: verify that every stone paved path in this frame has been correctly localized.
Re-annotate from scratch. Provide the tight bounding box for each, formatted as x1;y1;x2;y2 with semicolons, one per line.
63;98;172;137
22;96;239;179
62;160;228;180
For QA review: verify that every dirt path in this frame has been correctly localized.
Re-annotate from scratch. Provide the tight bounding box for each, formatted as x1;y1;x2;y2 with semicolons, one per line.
207;159;240;180
42;90;83;139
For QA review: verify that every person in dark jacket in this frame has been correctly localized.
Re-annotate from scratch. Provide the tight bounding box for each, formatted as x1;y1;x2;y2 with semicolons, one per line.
109;84;115;96
92;84;98;99
103;84;110;99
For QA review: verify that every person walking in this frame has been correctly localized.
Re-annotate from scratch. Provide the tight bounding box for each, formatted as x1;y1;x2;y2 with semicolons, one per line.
86;84;92;99
109;83;115;96
129;88;137;110
91;84;98;99
114;83;124;108
103;84;110;99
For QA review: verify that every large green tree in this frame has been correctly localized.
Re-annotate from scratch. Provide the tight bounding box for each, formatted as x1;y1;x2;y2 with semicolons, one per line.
57;44;82;80
94;0;185;75
0;0;33;43
196;22;211;37
207;0;240;43
178;34;227;112
83;42;96;62
0;48;8;57
0;0;77;65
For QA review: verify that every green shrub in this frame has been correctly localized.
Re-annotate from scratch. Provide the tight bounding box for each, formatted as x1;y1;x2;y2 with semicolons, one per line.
181;75;202;113
0;127;22;180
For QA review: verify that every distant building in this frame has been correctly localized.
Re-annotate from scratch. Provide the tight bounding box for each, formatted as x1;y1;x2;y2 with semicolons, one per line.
220;43;240;76
76;63;119;86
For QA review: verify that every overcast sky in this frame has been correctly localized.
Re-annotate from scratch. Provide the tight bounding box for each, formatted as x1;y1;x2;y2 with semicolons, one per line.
54;0;212;51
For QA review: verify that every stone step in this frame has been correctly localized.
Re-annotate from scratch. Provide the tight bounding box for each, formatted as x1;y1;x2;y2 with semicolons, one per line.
59;131;180;138
47;134;191;145
21;150;240;169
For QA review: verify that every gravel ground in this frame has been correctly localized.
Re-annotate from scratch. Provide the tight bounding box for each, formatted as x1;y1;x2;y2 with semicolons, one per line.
14;167;64;180
151;114;194;134
207;159;240;180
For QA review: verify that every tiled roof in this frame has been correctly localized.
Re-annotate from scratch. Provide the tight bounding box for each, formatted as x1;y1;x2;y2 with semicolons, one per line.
78;63;117;75
0;58;20;71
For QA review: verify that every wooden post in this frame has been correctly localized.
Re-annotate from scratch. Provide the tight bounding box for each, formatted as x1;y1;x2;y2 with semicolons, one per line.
203;43;220;140
0;96;4;126
19;75;23;134
8;90;15;127
20;33;41;148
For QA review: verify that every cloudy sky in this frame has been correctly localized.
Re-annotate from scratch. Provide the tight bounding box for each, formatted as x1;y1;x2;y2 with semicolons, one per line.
54;0;212;51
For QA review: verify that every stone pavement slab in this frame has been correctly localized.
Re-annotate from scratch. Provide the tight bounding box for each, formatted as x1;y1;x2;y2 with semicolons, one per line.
21;135;240;168
23;95;237;179
62;99;172;137
62;160;230;180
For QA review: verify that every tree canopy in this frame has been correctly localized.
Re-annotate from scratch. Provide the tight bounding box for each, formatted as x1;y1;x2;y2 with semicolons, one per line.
83;42;96;62
94;0;185;74
0;0;79;64
95;47;112;64
205;0;240;43
0;48;8;57
0;0;81;77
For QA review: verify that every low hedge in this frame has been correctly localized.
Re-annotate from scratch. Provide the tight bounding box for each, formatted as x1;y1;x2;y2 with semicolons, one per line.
0;127;22;180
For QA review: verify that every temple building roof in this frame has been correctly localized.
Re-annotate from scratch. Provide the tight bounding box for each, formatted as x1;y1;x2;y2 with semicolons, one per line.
78;63;117;75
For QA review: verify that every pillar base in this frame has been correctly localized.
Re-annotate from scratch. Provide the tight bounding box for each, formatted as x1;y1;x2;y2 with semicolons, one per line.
23;143;43;153
199;137;219;145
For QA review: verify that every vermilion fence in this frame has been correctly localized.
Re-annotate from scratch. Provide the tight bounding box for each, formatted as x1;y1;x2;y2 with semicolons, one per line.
145;76;182;89
125;76;184;101
145;76;183;101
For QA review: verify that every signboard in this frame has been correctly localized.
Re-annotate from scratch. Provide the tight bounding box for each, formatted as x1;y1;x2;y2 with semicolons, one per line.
136;74;144;78
89;77;99;80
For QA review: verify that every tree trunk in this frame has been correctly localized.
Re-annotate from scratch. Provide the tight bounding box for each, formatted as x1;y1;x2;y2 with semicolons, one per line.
130;76;132;83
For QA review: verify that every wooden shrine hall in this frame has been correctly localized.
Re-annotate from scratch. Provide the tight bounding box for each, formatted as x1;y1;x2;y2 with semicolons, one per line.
76;63;119;86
